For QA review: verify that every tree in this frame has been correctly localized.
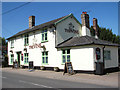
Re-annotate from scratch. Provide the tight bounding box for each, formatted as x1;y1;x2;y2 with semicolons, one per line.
0;37;8;67
90;26;120;44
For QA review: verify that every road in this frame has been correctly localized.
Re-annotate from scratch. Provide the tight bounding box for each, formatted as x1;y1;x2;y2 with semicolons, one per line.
2;71;118;89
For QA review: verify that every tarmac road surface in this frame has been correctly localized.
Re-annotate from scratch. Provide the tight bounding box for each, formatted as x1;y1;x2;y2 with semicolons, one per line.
2;71;117;89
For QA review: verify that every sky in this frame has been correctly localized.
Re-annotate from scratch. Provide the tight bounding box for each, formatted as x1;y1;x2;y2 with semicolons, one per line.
2;2;119;39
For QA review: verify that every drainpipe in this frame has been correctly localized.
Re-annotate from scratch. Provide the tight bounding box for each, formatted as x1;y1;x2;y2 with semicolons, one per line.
103;45;105;74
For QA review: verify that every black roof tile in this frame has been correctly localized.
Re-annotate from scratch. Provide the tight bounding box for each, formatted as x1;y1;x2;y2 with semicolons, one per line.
7;15;69;40
57;35;119;48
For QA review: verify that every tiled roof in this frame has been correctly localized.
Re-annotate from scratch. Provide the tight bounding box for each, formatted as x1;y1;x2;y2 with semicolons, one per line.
57;35;119;48
7;14;70;40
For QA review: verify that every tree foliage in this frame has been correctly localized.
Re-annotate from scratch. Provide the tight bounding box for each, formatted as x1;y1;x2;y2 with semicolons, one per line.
0;37;7;46
90;26;120;44
0;37;7;55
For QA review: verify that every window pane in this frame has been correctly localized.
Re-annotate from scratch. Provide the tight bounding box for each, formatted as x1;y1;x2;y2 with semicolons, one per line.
67;55;70;59
42;30;44;33
46;52;48;55
11;54;13;57
25;58;26;63
11;40;14;47
63;55;66;63
67;49;70;54
67;55;70;62
67;60;70;62
44;30;47;32
104;50;111;60
42;51;48;64
24;34;29;45
27;38;29;44
42;57;44;63
42;34;44;41
108;51;110;59
27;53;28;57
63;60;66;63
62;50;65;54
42;52;44;56
46;57;48;63
25;39;26;44
45;33;47;40
27;58;28;63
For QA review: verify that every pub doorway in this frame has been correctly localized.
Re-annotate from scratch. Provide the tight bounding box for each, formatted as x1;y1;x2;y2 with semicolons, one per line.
16;52;21;67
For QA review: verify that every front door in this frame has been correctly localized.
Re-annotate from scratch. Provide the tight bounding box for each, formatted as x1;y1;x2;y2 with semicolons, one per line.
17;52;21;67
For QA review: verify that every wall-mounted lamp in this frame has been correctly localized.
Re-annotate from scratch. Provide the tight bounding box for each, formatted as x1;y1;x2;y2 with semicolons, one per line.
24;48;27;52
10;50;13;53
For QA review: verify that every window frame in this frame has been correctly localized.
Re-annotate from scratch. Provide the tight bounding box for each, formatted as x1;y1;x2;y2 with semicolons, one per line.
62;49;71;64
104;50;111;60
10;54;14;64
41;29;48;43
24;34;29;46
11;40;14;48
24;53;29;64
42;51;48;64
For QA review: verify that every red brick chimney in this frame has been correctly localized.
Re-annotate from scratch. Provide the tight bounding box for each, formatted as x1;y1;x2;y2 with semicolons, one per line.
93;18;99;38
81;12;90;29
29;16;35;28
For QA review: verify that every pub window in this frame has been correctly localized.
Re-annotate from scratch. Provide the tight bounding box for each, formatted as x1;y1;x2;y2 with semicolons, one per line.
42;51;48;64
104;50;111;60
11;40;14;48
10;54;14;64
24;34;29;46
62;49;70;64
24;53;29;64
41;29;48;42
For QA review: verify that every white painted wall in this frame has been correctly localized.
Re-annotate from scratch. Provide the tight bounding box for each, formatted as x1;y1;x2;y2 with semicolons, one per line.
56;16;82;45
55;46;94;70
104;46;118;69
7;16;118;71
81;26;91;36
8;36;25;65
8;34;119;70
70;46;94;71
8;27;59;67
8;41;11;65
92;45;119;69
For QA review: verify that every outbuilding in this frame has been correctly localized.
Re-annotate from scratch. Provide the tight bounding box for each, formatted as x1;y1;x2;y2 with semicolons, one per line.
7;12;119;74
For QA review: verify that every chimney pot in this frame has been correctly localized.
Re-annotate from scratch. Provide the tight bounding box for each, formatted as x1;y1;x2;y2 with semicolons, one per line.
84;12;87;14
81;12;90;28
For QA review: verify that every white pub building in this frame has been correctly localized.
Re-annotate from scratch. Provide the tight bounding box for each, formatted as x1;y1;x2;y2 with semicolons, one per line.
7;12;119;74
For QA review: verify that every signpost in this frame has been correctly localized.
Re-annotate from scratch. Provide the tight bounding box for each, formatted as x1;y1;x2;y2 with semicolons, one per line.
63;62;74;75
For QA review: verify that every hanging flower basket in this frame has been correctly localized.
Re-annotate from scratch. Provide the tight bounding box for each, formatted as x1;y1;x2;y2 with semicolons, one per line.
54;67;59;72
40;66;45;70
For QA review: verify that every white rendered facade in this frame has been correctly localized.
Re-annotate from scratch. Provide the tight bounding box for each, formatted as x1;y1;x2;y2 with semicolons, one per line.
8;14;119;71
